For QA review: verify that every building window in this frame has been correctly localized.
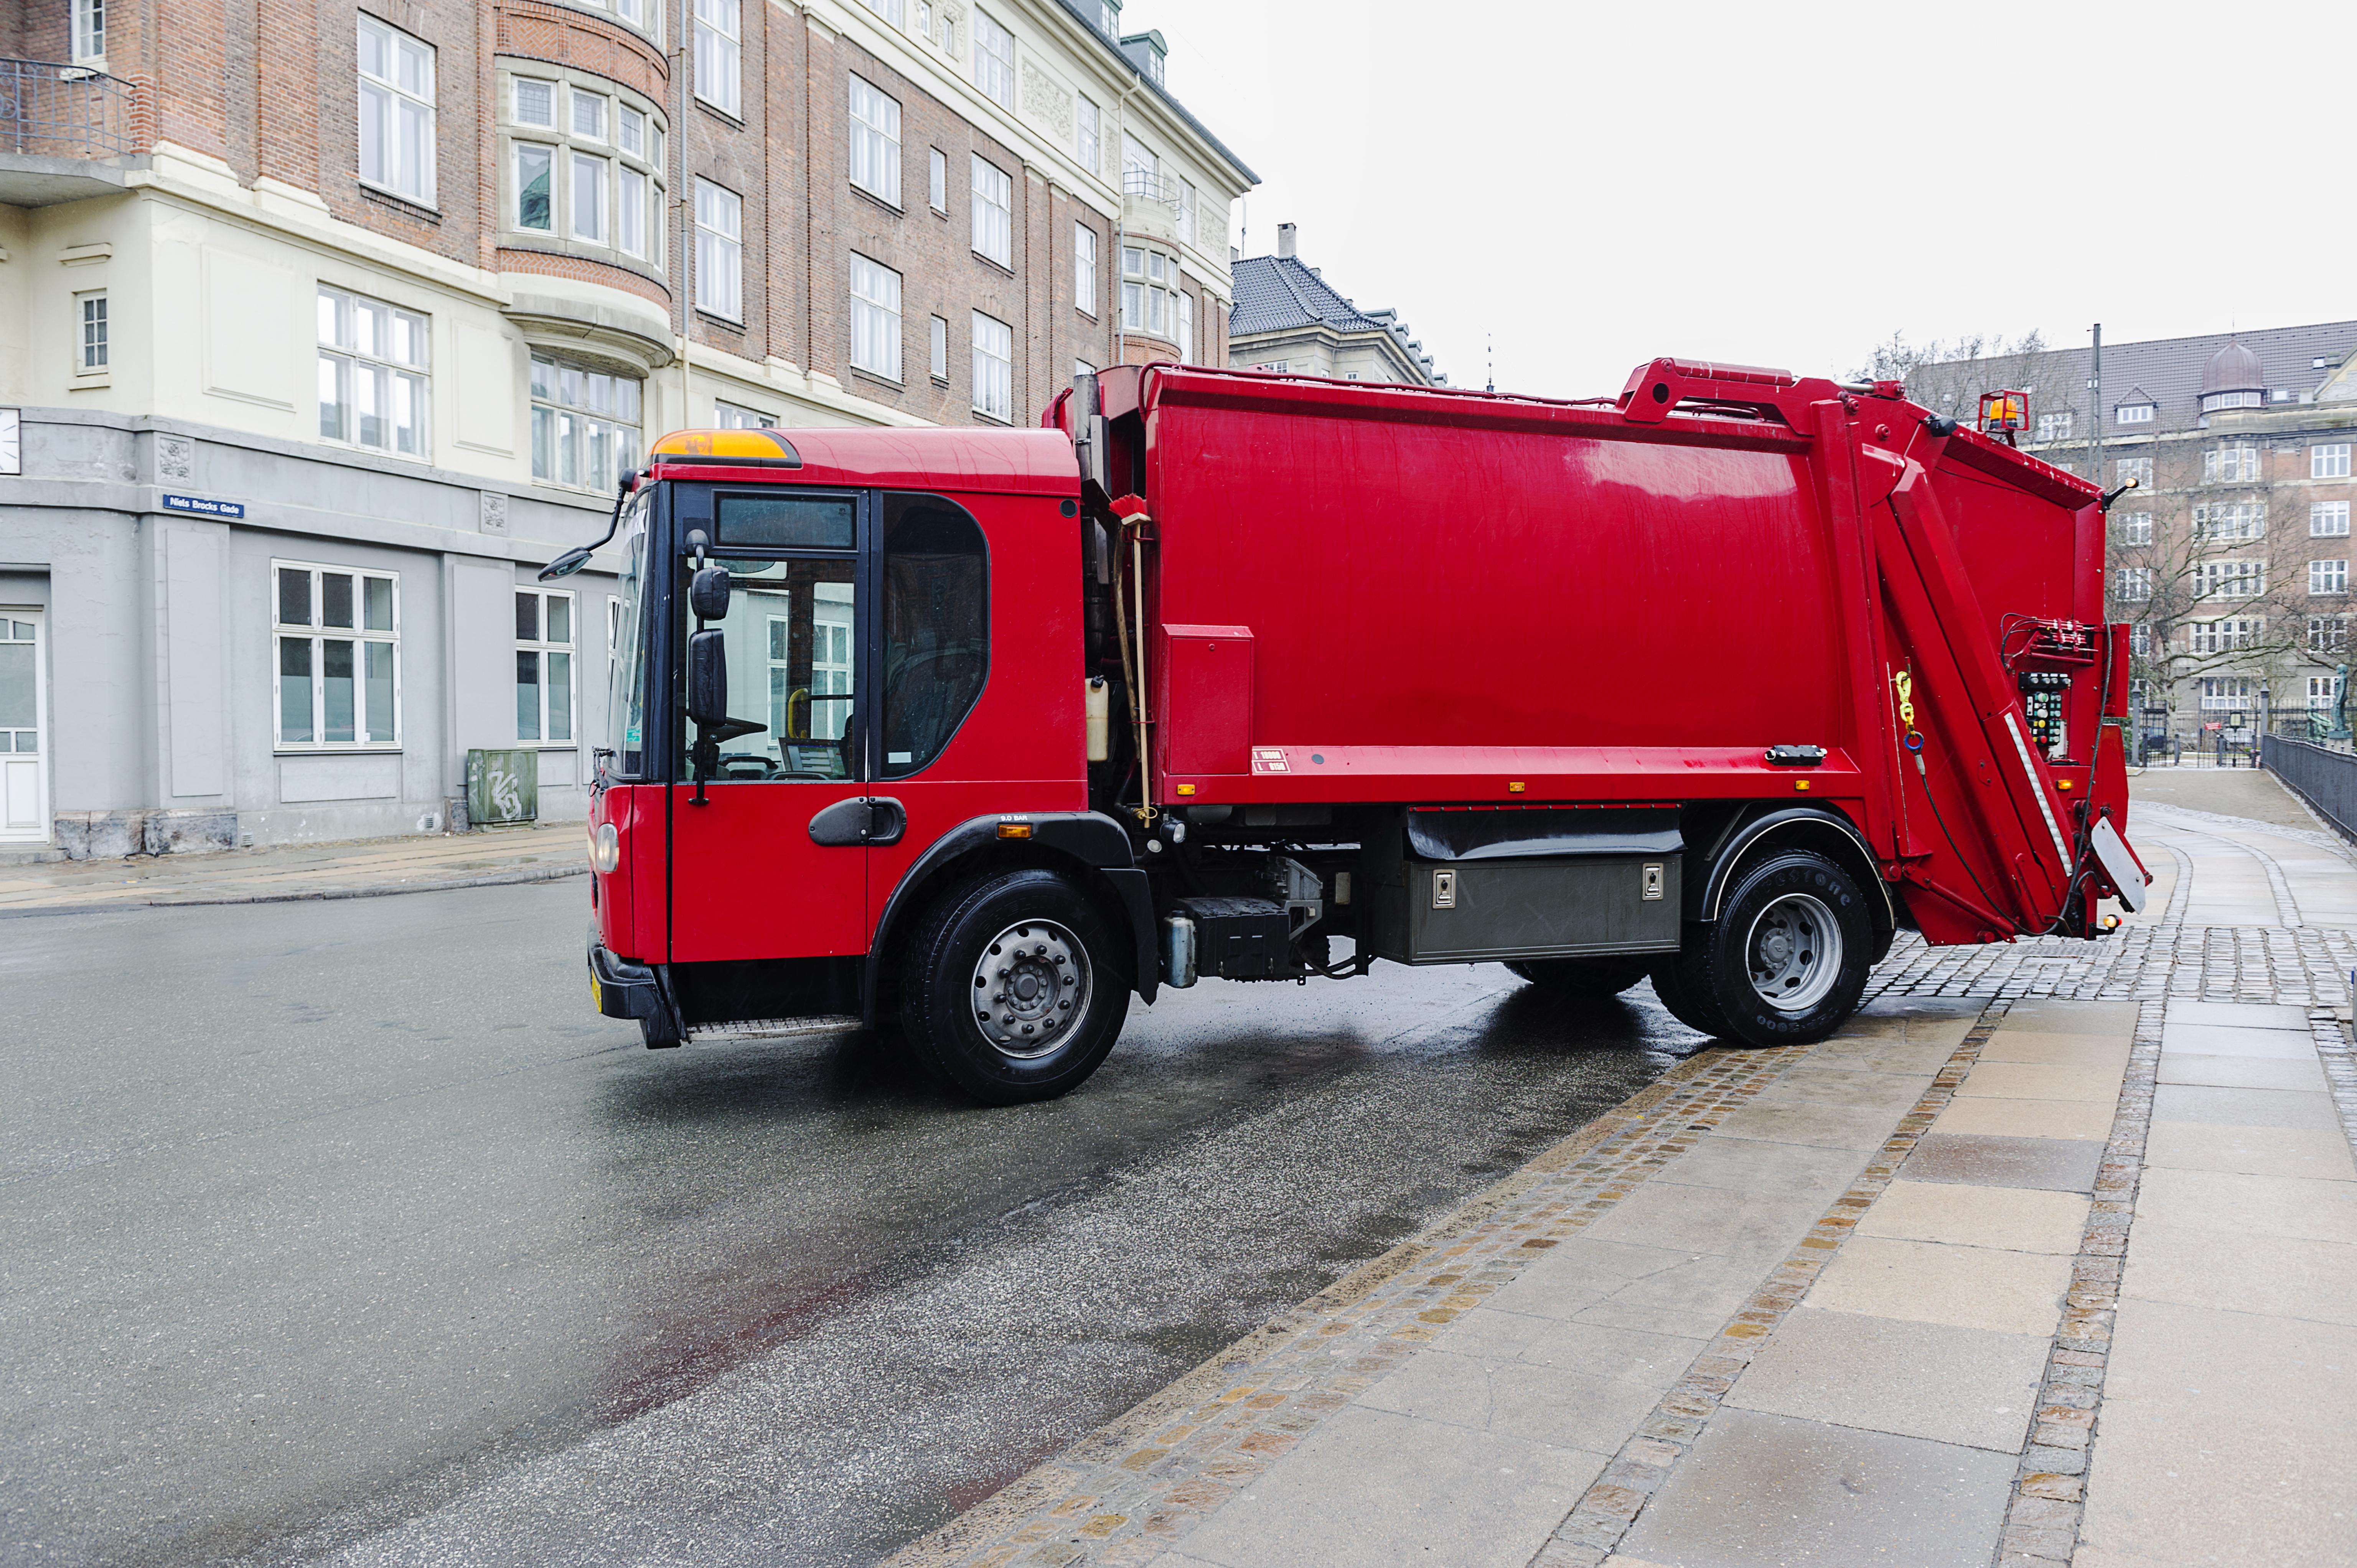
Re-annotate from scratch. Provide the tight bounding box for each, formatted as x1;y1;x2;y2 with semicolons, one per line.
1121;246;1178;338
2194;560;2262;600
2198;677;2253;711
1074;222;1097;316
274;562;399;749
2202;390;2262;413
613;0;646;25
971;155;1011;267
318;286;428;457
76;292;107;371
516;589;577;744
974;10;1014;107
2116;402;2154;424
715;400;775;428
2189;618;2260;654
2202;443;2258;483
849;76;902;206
571;151;608;241
2192;502;2264;542
929;314;948;381
531;354;643;491
1176;287;1193;364
1122;132;1156;196
2128;622;2151;658
858;0;903;20
2312;560;2350;596
2314;501;2352;538
504;77;664;263
1076;95;1100;171
71;0;104;62
849;253;903;380
2313;443;2352;479
928;147;946;212
2116;455;2152;489
358;16;436;205
2113;511;2152;546
2035;410;2072;443
972;311;1012;421
695;178;742;319
2115;566;2151;602
1175;176;1195;246
694;0;741;116
2310;618;2349;655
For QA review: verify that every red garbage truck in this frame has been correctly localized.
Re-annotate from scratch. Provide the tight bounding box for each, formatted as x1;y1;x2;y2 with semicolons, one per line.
552;357;2149;1103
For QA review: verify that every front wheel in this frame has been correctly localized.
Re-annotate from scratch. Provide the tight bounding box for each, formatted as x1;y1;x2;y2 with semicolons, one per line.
900;868;1129;1104
1663;849;1871;1048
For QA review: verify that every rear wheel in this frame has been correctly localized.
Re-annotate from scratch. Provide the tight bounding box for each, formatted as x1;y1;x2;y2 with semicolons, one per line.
1666;848;1870;1047
1505;957;1653;999
901;868;1129;1104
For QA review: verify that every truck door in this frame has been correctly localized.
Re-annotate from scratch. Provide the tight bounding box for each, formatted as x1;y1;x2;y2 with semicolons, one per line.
666;487;873;962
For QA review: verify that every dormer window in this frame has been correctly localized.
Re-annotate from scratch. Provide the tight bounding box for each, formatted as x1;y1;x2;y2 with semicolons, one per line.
2115;402;2154;424
2202;389;2263;412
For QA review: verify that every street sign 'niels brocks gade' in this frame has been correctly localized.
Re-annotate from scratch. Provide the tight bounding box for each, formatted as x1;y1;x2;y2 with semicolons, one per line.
553;358;2150;1103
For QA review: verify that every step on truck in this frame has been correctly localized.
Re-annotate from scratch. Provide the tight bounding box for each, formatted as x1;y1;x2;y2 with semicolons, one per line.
554;358;2151;1103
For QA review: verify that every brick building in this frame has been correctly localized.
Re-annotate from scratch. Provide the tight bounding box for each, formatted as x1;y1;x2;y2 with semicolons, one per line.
0;0;1254;855
1915;323;2357;748
1227;222;1444;386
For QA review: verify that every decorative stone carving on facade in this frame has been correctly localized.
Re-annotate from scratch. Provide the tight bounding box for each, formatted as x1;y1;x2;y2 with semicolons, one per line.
155;433;193;483
1020;61;1072;136
480;492;510;534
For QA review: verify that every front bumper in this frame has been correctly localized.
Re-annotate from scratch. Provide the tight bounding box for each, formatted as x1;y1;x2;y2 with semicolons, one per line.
588;932;662;1021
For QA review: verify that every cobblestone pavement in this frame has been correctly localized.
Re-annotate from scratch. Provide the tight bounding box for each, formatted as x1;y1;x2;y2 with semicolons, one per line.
891;787;2357;1568
0;822;585;914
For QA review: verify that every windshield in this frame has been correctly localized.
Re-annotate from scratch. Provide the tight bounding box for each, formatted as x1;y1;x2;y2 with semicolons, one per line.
607;494;652;776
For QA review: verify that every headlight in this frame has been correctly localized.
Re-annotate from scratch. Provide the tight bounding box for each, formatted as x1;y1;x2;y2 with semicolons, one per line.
588;823;621;874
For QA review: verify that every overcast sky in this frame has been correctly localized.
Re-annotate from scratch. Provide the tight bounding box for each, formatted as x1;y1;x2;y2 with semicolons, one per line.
1132;0;2354;399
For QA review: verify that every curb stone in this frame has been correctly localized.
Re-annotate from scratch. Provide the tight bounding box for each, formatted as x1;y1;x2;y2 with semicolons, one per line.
0;862;587;919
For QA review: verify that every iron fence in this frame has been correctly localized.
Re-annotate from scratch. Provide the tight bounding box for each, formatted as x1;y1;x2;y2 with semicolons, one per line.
0;58;137;160
2262;735;2357;842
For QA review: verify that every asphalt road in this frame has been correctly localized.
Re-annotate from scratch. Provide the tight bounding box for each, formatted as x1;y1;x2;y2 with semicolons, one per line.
1;881;1704;1566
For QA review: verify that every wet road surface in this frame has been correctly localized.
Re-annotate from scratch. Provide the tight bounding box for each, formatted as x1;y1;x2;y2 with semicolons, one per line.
1;882;1705;1565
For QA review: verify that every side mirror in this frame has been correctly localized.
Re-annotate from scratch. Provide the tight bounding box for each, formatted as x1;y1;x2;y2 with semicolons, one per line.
686;628;728;726
690;564;732;622
538;545;593;582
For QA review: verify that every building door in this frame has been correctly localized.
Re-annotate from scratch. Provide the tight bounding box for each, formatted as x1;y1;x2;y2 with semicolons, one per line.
0;610;48;844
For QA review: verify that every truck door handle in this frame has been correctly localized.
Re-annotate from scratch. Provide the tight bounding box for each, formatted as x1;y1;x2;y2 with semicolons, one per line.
809;796;906;847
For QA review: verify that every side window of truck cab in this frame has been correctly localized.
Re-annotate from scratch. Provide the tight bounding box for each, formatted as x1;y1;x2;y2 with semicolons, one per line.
880;492;988;778
679;490;861;783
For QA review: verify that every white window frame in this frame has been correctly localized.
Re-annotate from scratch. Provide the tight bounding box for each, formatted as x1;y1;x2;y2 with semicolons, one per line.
929;314;948;381
694;178;743;320
572;88;607;142
531;352;644;492
71;0;105;63
515;587;579;746
2194;560;2263;600
504;75;664;265
514;77;556;128
2116;456;2153;489
971;154;1011;267
2203;443;2259;483
849;75;902;206
358;16;436;206
928;147;947;212
75;290;107;373
1073;221;1097;316
2311;618;2350;656
714;400;775;428
858;0;903;21
2035;410;2072;442
317;284;430;459
2199;677;2254;711
2312;443;2352;479
272;560;402;751
2115;566;2152;603
2192;501;2265;542
694;0;742;116
1176;286;1193;364
1076;94;1099;171
2311;560;2350;596
849;253;903;381
2313;501;2352;538
570;150;608;241
974;9;1014;107
2188;618;2260;655
972;310;1012;421
2115;403;2153;424
2113;511;2152;546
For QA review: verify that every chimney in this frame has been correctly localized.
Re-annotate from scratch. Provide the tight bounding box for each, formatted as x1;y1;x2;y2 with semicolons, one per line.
1276;222;1296;259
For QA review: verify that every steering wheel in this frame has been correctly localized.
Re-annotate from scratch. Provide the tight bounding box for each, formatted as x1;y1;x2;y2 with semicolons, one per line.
718;753;780;781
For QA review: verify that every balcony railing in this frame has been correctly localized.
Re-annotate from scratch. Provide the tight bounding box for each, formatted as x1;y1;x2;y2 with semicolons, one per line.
1121;169;1181;210
0;58;139;159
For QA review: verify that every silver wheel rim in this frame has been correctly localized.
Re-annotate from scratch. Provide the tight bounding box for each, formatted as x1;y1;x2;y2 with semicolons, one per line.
970;919;1093;1059
1745;892;1841;1013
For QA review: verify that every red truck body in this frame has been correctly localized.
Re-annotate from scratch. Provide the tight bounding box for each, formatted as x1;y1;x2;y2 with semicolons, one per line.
573;358;2146;1100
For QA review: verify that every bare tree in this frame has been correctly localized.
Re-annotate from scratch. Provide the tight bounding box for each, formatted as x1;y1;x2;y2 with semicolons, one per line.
1850;329;2052;423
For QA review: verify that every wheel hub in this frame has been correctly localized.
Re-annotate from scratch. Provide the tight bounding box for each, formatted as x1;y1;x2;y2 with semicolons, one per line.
1744;892;1841;1014
970;920;1092;1059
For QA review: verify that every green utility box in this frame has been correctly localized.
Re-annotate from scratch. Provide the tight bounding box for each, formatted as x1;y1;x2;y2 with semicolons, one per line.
466;748;539;826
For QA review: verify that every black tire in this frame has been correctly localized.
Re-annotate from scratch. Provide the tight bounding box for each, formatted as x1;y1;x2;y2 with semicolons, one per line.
1673;848;1871;1048
1505;957;1653;999
901;868;1129;1104
1648;953;1732;1037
